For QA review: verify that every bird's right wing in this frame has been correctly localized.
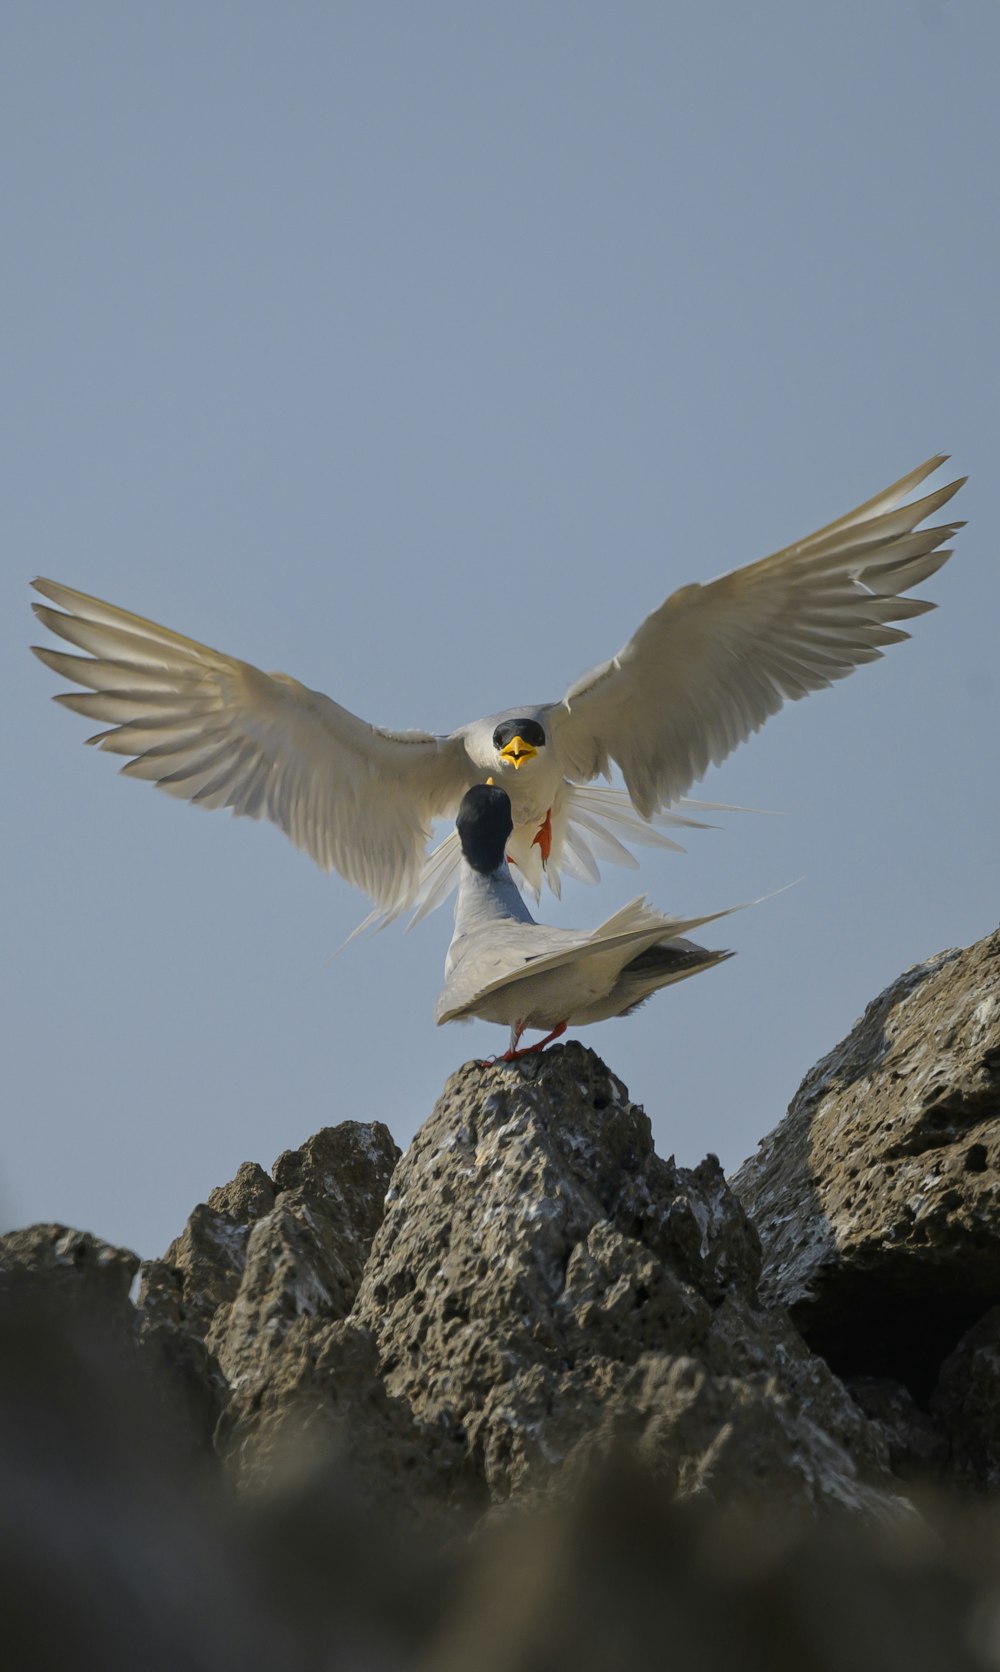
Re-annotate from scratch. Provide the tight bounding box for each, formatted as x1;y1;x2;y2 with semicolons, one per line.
31;579;472;913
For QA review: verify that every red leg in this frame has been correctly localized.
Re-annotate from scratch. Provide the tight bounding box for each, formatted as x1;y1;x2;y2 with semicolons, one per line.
532;808;553;865
501;1020;567;1061
498;1020;528;1063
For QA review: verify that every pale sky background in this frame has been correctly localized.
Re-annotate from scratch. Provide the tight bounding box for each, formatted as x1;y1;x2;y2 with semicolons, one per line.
3;1;997;1260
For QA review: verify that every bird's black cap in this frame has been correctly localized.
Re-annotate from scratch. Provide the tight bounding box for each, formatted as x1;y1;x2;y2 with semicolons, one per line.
457;783;513;874
492;717;546;751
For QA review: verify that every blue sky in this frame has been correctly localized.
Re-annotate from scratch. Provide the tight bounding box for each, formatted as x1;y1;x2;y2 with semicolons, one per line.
3;0;997;1257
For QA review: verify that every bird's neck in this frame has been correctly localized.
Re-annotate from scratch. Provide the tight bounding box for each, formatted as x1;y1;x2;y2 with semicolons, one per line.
452;860;536;941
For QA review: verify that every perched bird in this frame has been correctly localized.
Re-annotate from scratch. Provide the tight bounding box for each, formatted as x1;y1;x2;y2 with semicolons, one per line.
31;455;963;923
436;784;737;1059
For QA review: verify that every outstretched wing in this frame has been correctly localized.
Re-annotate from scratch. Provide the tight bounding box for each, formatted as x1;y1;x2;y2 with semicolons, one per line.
546;456;964;817
31;578;472;913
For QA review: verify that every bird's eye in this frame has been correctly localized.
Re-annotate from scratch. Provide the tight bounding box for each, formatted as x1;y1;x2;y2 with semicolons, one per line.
493;718;546;750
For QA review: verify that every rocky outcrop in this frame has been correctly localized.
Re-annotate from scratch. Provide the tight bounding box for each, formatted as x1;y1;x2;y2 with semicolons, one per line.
734;926;1000;1478
353;1047;891;1513
135;1122;472;1517
8;925;1000;1665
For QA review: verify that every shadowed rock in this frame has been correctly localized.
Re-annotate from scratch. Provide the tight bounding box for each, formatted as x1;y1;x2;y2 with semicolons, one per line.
11;933;1000;1662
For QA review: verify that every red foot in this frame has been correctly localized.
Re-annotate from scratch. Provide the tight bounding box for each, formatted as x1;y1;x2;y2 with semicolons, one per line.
532;808;553;865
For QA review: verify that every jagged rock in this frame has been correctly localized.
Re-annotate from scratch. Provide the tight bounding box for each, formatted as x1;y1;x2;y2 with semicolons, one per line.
847;1376;950;1480
136;1123;399;1417
0;1223;139;1316
211;1122;399;1389
931;1306;1000;1492
353;1043;897;1512
0;1222;222;1466
16;952;1000;1664
217;1316;480;1525
208;1160;277;1222
732;929;1000;1397
0;1274;418;1672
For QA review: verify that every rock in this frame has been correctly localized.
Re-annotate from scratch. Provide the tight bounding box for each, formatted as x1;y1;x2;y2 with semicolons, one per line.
210;1121;399;1388
17;939;1000;1663
732;929;1000;1398
353;1043;897;1512
0;1274;424;1672
134;1122;401;1464
0;1223;139;1319
844;1375;949;1481
208;1159;277;1221
423;1466;993;1672
217;1316;480;1525
0;1222;221;1470
931;1306;1000;1492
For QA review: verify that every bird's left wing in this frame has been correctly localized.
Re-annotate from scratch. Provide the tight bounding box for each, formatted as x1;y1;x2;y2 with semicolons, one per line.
545;457;964;817
31;578;472;913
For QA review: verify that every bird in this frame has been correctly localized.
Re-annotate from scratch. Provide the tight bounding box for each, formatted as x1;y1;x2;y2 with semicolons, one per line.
31;454;963;924
435;784;737;1060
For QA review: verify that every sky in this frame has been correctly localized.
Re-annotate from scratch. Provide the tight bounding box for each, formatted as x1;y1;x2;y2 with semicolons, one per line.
3;0;998;1261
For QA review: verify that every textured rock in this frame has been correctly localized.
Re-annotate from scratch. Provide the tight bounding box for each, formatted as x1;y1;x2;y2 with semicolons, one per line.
931;1306;1000;1492
732;929;1000;1395
217;1316;479;1524
0;1223;139;1313
845;1376;949;1481
15;942;1000;1663
136;1121;402;1476
138;1127;398;1369
353;1043;896;1512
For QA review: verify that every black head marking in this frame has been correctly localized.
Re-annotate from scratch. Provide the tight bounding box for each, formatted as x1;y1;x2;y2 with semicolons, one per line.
457;783;513;874
492;717;546;751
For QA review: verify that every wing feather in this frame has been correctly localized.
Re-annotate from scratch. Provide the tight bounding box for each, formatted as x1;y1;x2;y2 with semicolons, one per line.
435;897;740;1023
31;578;471;911
547;457;964;815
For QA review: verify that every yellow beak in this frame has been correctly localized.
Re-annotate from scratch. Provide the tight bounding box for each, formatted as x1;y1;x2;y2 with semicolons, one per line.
500;736;538;769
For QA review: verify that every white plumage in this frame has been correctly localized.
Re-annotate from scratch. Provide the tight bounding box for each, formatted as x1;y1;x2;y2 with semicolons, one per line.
32;454;963;920
436;785;737;1058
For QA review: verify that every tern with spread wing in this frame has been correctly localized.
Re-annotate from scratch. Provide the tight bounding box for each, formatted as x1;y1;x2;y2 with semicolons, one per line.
31;455;963;922
436;785;736;1059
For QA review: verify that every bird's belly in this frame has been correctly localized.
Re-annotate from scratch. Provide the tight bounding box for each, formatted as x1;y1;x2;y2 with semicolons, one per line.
502;769;561;830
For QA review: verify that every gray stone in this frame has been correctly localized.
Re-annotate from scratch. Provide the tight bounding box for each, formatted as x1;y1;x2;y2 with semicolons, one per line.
732;928;1000;1397
931;1305;1000;1491
353;1043;897;1512
211;1121;400;1389
0;1223;139;1310
846;1376;949;1480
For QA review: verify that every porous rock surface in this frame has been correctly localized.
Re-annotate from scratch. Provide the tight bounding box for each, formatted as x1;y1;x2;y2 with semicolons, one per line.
9;926;1000;1665
353;1046;891;1512
733;928;1000;1427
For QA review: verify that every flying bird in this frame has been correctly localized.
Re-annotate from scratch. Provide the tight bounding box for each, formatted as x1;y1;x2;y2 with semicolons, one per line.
31;454;963;923
436;784;736;1060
